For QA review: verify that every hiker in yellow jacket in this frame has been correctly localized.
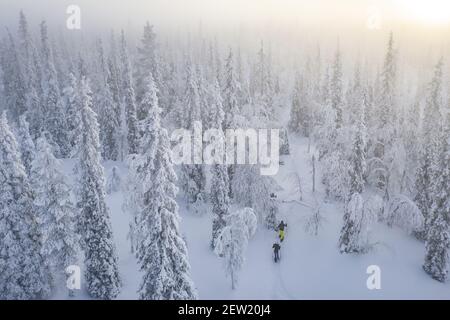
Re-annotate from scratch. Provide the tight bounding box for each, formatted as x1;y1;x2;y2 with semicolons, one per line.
277;220;287;242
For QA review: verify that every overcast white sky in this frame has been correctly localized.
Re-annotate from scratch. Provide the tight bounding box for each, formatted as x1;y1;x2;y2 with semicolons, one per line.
1;0;449;63
2;0;450;31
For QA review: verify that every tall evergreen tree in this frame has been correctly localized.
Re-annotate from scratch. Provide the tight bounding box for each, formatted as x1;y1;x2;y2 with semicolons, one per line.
63;72;81;156
423;128;450;282
17;11;43;131
120;31;139;155
97;54;120;161
222;50;243;198
1;32;28;122
339;101;368;254
0;112;50;299
253;42;275;121
180;61;206;211
223;49;241;129
330;47;343;128
31;135;79;292
211;163;230;249
134;75;198;300
288;73;310;136
415;59;444;235
207;79;230;248
16;115;36;174
348;103;367;196
423;100;450;282
369;33;397;194
75;78;121;299
40;21;68;157
105;57;121;160
135;22;162;119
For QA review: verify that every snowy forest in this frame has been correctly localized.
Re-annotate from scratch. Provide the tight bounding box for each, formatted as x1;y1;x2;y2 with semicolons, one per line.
1;2;450;300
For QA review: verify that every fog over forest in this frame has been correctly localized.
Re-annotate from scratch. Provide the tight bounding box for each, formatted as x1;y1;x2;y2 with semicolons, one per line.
1;0;450;300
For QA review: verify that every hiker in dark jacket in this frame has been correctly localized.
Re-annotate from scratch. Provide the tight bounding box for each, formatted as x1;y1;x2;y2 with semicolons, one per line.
273;242;281;263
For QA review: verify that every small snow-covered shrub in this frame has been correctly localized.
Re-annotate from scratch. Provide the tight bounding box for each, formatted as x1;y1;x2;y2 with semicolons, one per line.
225;207;258;239
215;208;257;289
339;193;377;254
304;206;325;236
364;194;384;221
383;194;424;235
232;164;279;227
322;150;351;201
279;128;290;155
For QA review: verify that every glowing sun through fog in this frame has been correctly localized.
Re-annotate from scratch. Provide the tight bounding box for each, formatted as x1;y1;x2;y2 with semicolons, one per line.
395;0;450;25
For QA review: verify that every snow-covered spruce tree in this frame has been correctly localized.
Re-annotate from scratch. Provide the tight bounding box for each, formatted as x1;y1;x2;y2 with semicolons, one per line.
31;135;79;293
122;77;159;251
214;208;257;290
75;78;121;299
197;66;212;125
105;57;122;160
1;32;28;122
180;61;206;213
320;65;331;106
368;33;397;194
123;154;143;255
16;115;35;174
137;73;159;155
17;11;41;97
204;77;224;130
422;94;450;282
377;32;397;133
346;63;365;126
400;95;422;195
222;50;244;198
423;209;450;282
314;101;337;161
120;31;139;155
17;11;43;136
253;41;271;99
133;74;197;300
236;47;251;106
208;40;223;87
338;193;367;254
39;21;69;157
211;163;230;249
255;42;276;122
348;104;367;197
136;69;159;143
100;76;120;161
288;73;310;136
339;105;370;254
96;41;120;161
0;112;51;299
319;100;352;201
330;47;344;128
414;59;444;239
322;150;351;201
77;54;89;81
135;22;162;120
205;76;230;249
223;49;241;129
63;72;81;156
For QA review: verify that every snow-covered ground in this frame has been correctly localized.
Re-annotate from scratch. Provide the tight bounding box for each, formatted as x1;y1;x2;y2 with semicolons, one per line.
57;137;450;300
